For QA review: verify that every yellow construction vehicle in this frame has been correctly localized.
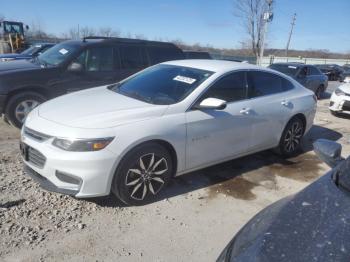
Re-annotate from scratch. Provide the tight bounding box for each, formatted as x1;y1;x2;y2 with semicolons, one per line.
0;20;29;54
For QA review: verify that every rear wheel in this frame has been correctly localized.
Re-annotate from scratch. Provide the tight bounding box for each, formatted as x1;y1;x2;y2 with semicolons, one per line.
111;143;173;205
5;92;46;128
276;117;305;157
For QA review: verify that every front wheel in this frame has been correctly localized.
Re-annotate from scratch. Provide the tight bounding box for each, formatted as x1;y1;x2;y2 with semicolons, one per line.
276;117;305;157
5;92;46;128
111;143;173;205
315;86;324;100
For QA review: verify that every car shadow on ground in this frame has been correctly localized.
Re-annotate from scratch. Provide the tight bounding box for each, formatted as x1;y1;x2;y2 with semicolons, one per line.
87;125;342;207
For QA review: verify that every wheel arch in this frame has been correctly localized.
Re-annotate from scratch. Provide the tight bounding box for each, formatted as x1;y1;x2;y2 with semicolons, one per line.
108;138;179;192
4;86;49;111
287;113;307;134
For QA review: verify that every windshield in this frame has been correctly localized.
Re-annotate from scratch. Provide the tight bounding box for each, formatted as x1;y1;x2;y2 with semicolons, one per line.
111;64;213;105
37;42;80;66
21;45;42;56
269;64;299;76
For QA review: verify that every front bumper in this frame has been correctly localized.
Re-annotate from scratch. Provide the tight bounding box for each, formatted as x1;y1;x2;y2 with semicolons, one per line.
329;92;350;114
20;130;119;198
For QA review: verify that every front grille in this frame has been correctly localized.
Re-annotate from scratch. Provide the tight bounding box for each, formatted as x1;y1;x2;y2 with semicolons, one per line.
28;147;46;168
24;127;52;142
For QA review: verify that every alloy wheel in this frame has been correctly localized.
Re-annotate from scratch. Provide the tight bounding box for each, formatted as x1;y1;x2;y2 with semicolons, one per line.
284;121;303;153
15;100;40;123
125;153;168;201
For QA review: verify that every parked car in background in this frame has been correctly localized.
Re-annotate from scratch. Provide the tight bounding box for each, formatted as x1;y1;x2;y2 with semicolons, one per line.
339;67;350;82
315;64;344;81
0;37;184;128
0;43;55;62
268;63;328;99
217;139;350;262
329;83;350;116
21;60;316;205
184;50;212;59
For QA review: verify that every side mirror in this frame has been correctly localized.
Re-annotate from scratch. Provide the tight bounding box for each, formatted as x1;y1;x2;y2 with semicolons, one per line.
313;139;344;168
195;98;227;110
67;62;83;73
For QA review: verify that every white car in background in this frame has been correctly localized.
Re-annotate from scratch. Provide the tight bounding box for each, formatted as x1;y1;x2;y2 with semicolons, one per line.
330;83;350;116
20;60;317;205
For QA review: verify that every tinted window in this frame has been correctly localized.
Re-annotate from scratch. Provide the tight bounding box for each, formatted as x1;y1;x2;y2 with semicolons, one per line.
148;46;184;64
308;66;321;75
248;71;284;97
202;72;247;102
119;45;147;69
73;47;114;71
269;64;299;77
111;64;213;105
281;78;295;91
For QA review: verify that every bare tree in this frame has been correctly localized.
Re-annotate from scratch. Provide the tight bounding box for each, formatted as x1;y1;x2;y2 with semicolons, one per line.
98;27;120;37
233;0;273;59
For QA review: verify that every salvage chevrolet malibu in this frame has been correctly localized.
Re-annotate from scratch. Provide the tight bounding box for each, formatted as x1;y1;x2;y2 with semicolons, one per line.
20;60;317;205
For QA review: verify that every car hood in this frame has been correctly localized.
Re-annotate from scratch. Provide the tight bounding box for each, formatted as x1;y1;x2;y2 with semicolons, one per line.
0;53;29;59
219;172;350;262
338;83;350;94
0;59;39;72
38;86;169;129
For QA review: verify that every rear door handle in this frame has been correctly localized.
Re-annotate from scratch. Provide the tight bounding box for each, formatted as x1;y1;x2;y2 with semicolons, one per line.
240;108;251;115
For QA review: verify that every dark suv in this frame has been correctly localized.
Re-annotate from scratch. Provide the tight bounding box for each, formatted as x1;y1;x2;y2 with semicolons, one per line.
268;63;328;99
0;37;184;127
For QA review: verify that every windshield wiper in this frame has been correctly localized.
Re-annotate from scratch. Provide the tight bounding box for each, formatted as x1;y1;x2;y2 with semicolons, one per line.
124;91;152;104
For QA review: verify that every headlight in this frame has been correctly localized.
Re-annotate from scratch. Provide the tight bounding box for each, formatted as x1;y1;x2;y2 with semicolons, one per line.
52;137;114;152
335;88;345;96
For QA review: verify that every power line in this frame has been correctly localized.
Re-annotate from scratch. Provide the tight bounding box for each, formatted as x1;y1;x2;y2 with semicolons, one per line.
285;13;296;58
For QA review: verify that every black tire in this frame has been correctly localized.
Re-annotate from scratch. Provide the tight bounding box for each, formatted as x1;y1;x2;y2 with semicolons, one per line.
5;92;46;128
276;117;305;157
330;110;339;117
315;86;324;100
111;143;173;206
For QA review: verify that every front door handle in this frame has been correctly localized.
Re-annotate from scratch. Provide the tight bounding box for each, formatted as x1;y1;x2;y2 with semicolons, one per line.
240;108;251;115
281;100;291;106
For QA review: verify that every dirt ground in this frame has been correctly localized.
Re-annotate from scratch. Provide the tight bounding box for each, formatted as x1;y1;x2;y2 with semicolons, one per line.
0;81;349;262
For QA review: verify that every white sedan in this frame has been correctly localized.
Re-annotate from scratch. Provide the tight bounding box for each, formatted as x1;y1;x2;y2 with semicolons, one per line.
329;83;350;116
21;60;317;205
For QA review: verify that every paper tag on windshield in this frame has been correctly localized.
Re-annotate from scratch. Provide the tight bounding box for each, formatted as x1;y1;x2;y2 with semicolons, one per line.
288;66;297;69
173;75;196;84
59;48;69;55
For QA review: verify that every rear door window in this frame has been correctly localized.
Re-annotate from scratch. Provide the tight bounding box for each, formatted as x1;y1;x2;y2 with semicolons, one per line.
119;45;147;69
247;71;285;98
147;46;184;64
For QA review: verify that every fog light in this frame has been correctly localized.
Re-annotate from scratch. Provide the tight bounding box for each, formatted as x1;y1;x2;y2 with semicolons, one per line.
55;171;81;185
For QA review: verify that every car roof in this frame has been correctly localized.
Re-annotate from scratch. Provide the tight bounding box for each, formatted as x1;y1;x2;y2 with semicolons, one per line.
162;59;264;73
271;62;305;66
63;37;180;48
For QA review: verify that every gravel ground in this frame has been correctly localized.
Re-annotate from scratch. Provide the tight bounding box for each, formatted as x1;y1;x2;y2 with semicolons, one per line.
1;81;349;262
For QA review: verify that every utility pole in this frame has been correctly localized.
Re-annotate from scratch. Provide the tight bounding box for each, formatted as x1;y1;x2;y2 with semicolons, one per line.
285;13;296;59
258;0;274;66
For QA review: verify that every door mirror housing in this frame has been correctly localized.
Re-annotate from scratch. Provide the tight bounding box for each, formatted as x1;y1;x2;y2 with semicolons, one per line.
67;62;83;73
313;139;344;168
195;98;227;110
